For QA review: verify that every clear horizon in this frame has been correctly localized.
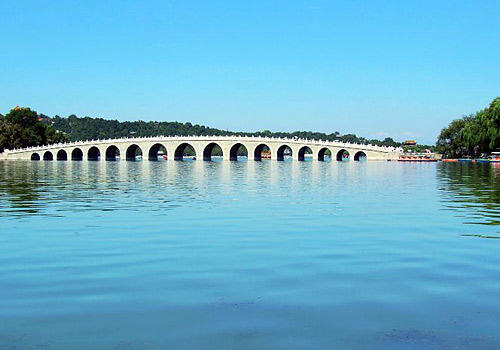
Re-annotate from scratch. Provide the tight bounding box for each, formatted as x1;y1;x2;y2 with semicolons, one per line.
1;0;499;144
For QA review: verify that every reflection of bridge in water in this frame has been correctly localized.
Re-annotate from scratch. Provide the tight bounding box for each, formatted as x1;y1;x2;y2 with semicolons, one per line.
0;136;402;162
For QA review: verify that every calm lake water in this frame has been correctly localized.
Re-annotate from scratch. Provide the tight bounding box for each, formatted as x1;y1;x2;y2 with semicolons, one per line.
1;160;500;349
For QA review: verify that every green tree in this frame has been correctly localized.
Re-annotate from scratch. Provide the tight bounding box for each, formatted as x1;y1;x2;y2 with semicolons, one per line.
482;97;500;150
382;137;398;147
0;118;12;152
437;97;500;158
0;107;67;152
436;118;468;158
5;107;39;127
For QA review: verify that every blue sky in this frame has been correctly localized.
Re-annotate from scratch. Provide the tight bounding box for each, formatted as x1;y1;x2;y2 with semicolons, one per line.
1;0;499;144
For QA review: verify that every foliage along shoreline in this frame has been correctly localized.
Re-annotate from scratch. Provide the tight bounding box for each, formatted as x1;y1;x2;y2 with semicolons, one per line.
0;107;66;153
3;97;500;158
437;97;500;159
1;107;428;153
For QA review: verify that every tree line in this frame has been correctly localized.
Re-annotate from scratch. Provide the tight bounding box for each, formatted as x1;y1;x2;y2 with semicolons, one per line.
51;114;406;148
0;106;424;152
436;97;500;158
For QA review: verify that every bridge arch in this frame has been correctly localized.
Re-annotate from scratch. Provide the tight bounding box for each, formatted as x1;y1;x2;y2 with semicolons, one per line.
43;151;54;161
1;137;398;162
148;143;167;161
354;151;367;161
317;147;331;161
336;149;350;161
71;148;83;161
125;144;143;161
174;143;197;161
203;142;223;161
56;149;68;161
277;144;293;161
253;144;271;161
31;153;40;161
229;143;248;161
88;146;101;161
298;146;313;161
105;145;120;161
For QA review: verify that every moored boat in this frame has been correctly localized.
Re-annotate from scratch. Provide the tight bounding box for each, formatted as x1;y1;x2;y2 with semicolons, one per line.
398;154;438;162
490;152;500;163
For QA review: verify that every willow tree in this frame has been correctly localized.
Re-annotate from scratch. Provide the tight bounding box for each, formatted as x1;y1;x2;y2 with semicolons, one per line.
436;117;469;158
437;97;500;158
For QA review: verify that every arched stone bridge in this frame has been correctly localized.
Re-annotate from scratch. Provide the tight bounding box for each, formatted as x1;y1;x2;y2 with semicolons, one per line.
0;136;402;162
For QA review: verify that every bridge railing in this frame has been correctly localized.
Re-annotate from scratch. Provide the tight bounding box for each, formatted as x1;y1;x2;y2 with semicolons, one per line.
2;135;403;154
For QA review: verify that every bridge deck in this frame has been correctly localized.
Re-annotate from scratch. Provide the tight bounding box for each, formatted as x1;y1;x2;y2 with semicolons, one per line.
0;136;402;161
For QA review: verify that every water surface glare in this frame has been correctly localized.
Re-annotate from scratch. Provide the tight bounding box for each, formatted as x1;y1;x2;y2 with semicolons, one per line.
1;161;500;349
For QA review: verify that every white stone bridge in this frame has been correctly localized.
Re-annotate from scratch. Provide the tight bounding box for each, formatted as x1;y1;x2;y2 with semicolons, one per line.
0;136;402;162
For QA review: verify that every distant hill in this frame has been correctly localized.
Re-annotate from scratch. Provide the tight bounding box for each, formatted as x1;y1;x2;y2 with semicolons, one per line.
53;114;405;148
